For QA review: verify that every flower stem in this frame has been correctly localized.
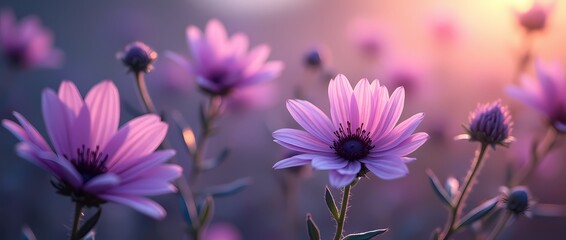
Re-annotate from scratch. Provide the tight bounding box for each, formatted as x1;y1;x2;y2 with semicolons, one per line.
134;71;156;114
132;71;200;240
334;182;353;240
440;143;488;240
512;126;558;186
70;202;83;240
190;96;222;183
487;211;512;240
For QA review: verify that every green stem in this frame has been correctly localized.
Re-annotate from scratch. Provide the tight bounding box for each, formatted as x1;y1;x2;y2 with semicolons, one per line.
441;144;488;240
487;211;512;240
70;202;83;240
334;182;353;240
134;71;156;114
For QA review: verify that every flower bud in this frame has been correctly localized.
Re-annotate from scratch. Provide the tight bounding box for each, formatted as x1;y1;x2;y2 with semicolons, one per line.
117;41;157;73
459;101;514;148
504;186;531;215
517;3;548;32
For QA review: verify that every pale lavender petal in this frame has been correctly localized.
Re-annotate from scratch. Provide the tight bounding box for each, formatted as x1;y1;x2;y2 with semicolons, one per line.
328;74;353;128
85;80;120;148
98;195;166;219
244;44;270;73
273;154;314;169
107;180;176;196
205;19;228;58
111;150;176;178
362;156;409;180
328;170;356;188
373;132;428;156
7;112;50;151
229;33;249;57
377;113;424;149
273;129;333;154
121;165;182;183
374;87;405;138
348;94;360;129
337;161;361;175
353;79;374;130
83;173;120;193
311;155;348;170
15;142;58;174
42;89;72;156
240;61;283;87
57;81;83;116
286;100;334;144
69;105;91;153
103;114;166;168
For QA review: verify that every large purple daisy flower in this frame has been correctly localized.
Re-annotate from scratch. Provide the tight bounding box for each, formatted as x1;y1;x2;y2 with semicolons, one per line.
3;80;181;219
273;74;428;188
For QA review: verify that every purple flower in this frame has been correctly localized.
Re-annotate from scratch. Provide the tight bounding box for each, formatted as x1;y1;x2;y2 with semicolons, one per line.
500;186;534;216
2;80;181;219
168;19;283;96
507;59;566;132
514;1;552;32
0;9;63;69
272;74;428;188
117;41;158;73
459;101;514;148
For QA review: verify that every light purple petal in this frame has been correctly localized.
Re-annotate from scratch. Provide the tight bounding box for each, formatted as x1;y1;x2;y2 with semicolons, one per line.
353;79;375;131
239;61;283;87
286;100;334;144
337;161;361;175
273;128;333;154
376;113;424;150
205;19;228;58
83;173;120;194
85;80;120;148
42;89;72;156
328;170;356;188
373;87;405;138
121;165;182;184
328;74;353;128
103;114;166;169
57;81;83;117
362;156;409;180
40;153;82;188
273;154;315;169
111;150;176;178
373;132;429;157
98;194;166;219
107;180;177;196
5;113;51;151
311;155;348;170
69;104;91;153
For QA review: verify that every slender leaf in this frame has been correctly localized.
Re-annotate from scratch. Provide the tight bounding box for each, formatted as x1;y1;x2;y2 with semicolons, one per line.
199;196;215;227
426;169;452;207
201;148;231;171
342;229;388;240
204;177;252;198
306;213;321;240
325;186;339;220
457;197;498;229
76;208;102;240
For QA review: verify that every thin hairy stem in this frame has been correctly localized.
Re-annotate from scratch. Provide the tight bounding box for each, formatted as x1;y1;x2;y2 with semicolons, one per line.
441;144;488;240
70;202;83;240
334;182;353;240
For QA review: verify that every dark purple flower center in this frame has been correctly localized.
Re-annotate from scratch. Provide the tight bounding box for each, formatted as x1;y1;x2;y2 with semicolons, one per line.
69;145;108;183
331;122;374;161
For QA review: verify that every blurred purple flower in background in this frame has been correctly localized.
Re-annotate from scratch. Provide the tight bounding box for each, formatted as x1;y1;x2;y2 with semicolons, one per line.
0;9;63;69
459;101;514;148
168;19;284;96
507;59;566;132
273;74;428;188
427;9;460;44
2;80;181;219
514;0;553;32
202;222;242;240
348;19;385;59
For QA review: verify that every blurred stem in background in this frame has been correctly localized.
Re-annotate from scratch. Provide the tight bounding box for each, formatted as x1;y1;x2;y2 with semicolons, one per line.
132;69;203;240
440;144;488;240
511;125;559;186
